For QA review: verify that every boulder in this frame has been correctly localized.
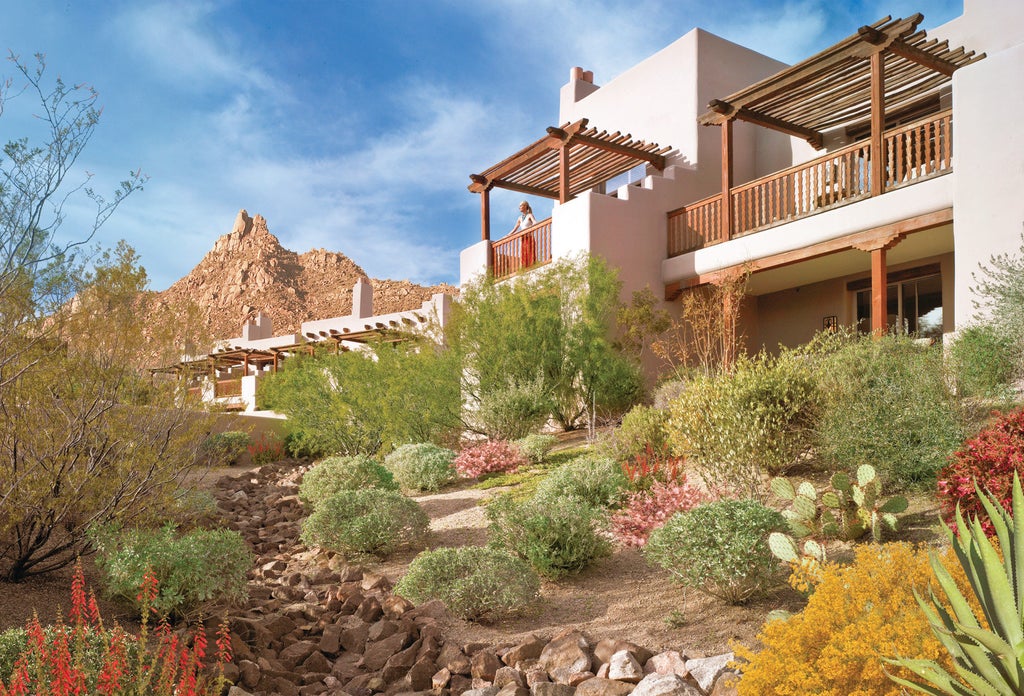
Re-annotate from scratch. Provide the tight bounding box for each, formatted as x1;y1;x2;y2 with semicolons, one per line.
631;674;702;696
607;652;643;684
575;678;635;696
684;654;733;694
539;631;592;685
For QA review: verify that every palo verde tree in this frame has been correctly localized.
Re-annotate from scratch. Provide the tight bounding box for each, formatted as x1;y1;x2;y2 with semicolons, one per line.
447;253;643;432
0;55;210;581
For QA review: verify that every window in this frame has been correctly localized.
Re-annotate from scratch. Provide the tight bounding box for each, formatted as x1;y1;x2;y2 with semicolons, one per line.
854;273;943;339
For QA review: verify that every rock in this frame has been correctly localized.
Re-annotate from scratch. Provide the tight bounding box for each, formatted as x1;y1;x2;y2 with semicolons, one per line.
439;643;472;675
363;631;411;671
279;640;318;670
320;622;343;655
368;618;401;643
383;639;423;683
494;666;527;689
302;650;332;674
383;595;415;618
503;636;546;667
472;650;503;682
228;687;253;696
497;685;530;696
464;688;500;696
594;640;654;668
450;674;474;695
525;668;550;687
406;656;436;691
568;672;594;687
433;668;453;691
575;678;635;696
630;674;702;696
272;676;301;696
684;654;733;694
709;671;740;696
643;653;688;678
355;596;383;623
340;621;369;654
530;683;575;696
607;652;643;684
238;659;261;689
539;631;592;685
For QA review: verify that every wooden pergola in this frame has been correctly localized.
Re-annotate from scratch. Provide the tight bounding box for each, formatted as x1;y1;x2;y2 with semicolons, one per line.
695;13;983;333
468;118;671;242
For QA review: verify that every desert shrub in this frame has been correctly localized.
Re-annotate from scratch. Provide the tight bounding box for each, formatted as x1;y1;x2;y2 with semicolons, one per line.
247;431;286;467
814;333;964;490
486;493;610;579
534;453;629;509
454;440;525;479
515;433;559;465
610;477;707;547
199;431;250;466
283;430;330;460
948;323;1019;399
299;454;398;508
652;379;687;410
300;488;429;557
936;409;1024;535
89;524;251;619
666;351;819;498
170;488;219;528
645;499;785;604
600;405;669;464
385;443;457;492
620;445;685;492
395;547;540;620
735;543;981;696
474;380;550;441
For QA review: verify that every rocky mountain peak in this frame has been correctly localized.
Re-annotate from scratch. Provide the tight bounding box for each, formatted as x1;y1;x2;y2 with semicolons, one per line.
154;210;456;341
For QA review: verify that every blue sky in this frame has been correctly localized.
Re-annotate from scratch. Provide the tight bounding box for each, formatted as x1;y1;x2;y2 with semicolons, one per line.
2;0;962;290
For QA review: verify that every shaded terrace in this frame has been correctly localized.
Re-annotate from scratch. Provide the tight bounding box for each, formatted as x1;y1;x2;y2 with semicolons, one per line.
668;13;983;333
468;118;670;280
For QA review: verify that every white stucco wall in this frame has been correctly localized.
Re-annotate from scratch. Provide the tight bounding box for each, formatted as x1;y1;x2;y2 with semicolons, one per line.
950;25;1024;327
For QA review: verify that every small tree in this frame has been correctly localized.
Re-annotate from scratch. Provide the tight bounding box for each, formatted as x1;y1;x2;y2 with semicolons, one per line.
449;254;643;431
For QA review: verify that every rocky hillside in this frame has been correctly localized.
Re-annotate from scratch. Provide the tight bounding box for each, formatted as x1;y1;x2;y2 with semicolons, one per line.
151;210;457;340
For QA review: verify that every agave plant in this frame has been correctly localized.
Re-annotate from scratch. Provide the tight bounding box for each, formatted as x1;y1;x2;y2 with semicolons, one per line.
888;473;1024;695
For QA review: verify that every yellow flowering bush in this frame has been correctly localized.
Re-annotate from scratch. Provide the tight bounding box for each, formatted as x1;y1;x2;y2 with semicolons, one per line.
735;543;982;696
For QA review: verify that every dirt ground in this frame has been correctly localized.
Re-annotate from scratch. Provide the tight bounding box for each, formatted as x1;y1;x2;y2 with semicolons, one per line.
0;454;945;661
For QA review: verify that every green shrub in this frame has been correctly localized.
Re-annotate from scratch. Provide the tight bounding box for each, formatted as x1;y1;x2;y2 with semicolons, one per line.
948;323;1020;399
0;626;138;686
395;546;540;620
534;453;628;509
474;380;550;441
283;430;330;459
814;333;964;490
516;433;559;465
300;488;429;557
666;351;819;498
170;488;218;528
89;524;252;619
600;404;669;463
385;443;457;492
645;499;786;604
200;431;251;466
486;493;610;579
298;454;398;508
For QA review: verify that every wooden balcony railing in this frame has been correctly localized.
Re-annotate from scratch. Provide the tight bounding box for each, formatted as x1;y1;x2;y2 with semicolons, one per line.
214;379;242;398
491;218;552;281
668;109;953;257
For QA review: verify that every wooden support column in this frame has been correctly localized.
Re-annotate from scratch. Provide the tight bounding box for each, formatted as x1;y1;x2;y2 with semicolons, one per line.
480;188;491;241
242;354;249;377
721;119;734;240
559;144;571;204
272;352;279;373
870;51;885;196
871;246;887;335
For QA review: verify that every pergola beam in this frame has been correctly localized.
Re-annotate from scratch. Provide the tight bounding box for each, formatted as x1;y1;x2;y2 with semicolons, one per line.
567;133;668;169
490;178;560;199
709;100;824;149
888;39;959;76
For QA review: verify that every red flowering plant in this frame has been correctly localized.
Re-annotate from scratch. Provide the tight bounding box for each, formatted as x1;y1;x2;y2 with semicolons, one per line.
0;561;231;696
936;408;1024;536
611;446;706;547
453;440;525;479
247;432;285;467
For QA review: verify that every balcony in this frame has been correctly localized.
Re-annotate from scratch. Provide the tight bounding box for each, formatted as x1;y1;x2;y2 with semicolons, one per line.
491;218;553;281
668;109;953;257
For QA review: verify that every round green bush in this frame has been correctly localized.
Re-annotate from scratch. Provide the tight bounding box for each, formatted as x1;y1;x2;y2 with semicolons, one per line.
949;323;1020;399
486;493;610;579
299;454;398;508
395;546;540;620
89;524;252;619
534;453;628;509
645;499;785;604
601;405;669;463
385;443;457;492
301;488;429;557
515;433;559;465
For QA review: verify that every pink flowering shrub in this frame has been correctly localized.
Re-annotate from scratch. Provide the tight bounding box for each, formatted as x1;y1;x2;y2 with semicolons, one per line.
454;440;525;479
610;477;707;547
936;409;1024;535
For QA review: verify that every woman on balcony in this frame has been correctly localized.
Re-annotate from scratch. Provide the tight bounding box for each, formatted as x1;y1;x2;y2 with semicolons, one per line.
510;201;537;268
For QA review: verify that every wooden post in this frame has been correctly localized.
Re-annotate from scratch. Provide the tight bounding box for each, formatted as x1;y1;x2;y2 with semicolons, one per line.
871;246;887;335
242;353;249;377
272;352;279;373
870;51;885;196
559;144;571;204
721;119;734;240
480;188;490;242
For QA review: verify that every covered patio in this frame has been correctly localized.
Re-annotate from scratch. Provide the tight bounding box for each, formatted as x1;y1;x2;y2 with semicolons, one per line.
671;13;983;333
469;118;670;280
